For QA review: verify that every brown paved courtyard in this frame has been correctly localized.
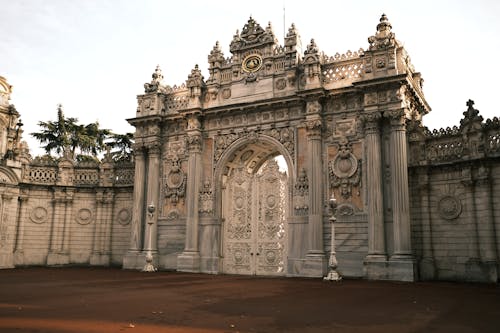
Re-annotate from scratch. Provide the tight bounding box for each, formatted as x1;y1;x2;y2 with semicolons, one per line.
0;267;499;333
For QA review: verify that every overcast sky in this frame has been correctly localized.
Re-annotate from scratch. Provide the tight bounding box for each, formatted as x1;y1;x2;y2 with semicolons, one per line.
2;0;499;156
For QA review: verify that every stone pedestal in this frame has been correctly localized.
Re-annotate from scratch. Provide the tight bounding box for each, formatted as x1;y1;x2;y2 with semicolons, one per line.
364;255;388;280
89;253;110;266
419;258;436;280
0;253;14;269
13;250;24;266
387;256;417;282
303;254;327;277
177;251;201;273
122;251;143;269
46;252;70;266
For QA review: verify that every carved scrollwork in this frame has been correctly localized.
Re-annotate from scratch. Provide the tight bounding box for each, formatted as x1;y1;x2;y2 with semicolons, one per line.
186;133;202;152
329;137;361;199
199;179;214;216
214;128;295;164
306;100;322;114
305;118;323;138
164;156;187;206
293;168;309;215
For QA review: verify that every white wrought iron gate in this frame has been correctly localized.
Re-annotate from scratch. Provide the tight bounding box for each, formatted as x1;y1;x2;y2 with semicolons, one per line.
222;160;287;276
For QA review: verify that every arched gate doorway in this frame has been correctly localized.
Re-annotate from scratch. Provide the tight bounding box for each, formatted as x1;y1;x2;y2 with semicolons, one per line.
217;139;290;276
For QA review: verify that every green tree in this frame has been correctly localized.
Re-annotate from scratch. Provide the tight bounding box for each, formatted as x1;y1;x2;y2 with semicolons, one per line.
107;132;134;162
31;104;113;159
31;104;75;155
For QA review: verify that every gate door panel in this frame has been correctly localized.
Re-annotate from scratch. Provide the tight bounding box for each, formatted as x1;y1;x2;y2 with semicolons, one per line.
255;160;286;275
223;166;254;275
223;160;287;276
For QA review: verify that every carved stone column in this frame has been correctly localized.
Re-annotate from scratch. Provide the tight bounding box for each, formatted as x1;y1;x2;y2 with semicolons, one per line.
362;112;387;278
90;190;104;265
473;166;497;282
418;170;436;280
13;191;28;265
102;191;114;264
385;109;416;281
0;192;15;268
144;144;161;257
178;114;202;272
47;189;70;266
304;100;326;277
123;146;146;269
61;190;74;255
90;190;113;266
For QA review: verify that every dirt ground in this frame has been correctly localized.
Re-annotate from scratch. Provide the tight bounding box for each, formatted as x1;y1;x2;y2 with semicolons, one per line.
0;267;499;333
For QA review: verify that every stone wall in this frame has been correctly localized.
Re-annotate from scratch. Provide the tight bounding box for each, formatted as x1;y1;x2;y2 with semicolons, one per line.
0;156;134;269
408;102;500;282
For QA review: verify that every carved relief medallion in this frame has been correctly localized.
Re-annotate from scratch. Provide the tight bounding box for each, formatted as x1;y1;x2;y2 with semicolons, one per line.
117;208;131;225
438;195;462;220
275;78;286;90
222;88;231;99
76;208;93;225
30;206;48;224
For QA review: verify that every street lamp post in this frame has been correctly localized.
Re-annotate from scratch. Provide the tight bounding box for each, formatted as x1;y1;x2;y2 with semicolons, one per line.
324;193;342;281
142;202;157;272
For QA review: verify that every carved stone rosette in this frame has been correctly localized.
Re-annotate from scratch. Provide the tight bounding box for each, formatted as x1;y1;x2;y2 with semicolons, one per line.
328;137;361;199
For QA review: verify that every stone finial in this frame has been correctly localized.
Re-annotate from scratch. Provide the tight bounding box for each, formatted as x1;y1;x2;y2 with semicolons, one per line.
287;23;297;38
285;23;300;46
368;14;398;50
460;99;483;131
144;65;164;93
305;39;319;55
230;17;276;52
208;41;224;64
186;64;205;88
240;16;265;40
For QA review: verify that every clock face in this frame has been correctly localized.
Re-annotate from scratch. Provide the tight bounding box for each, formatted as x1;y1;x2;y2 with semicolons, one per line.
242;54;263;73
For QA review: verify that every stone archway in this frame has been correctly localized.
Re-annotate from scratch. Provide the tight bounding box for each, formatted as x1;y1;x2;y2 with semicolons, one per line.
215;138;291;276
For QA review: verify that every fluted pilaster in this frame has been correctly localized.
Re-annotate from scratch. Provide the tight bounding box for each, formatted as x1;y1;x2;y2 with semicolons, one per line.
302;99;326;277
178;114;203;272
386;110;412;258
128;147;146;252
363;113;386;258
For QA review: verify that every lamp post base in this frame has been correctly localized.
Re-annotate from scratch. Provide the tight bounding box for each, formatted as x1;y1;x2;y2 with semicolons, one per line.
324;269;342;281
142;251;157;272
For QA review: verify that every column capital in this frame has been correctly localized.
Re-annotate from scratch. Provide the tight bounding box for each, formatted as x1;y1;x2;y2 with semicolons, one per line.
186;132;202;152
361;112;382;134
146;143;161;156
305;115;323;139
383;109;407;128
132;144;146;157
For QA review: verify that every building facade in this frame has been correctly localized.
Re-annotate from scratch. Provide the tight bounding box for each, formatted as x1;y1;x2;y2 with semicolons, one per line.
0;15;499;282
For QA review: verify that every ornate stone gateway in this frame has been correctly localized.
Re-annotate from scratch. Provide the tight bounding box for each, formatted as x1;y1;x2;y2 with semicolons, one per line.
124;15;435;281
223;159;287;276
